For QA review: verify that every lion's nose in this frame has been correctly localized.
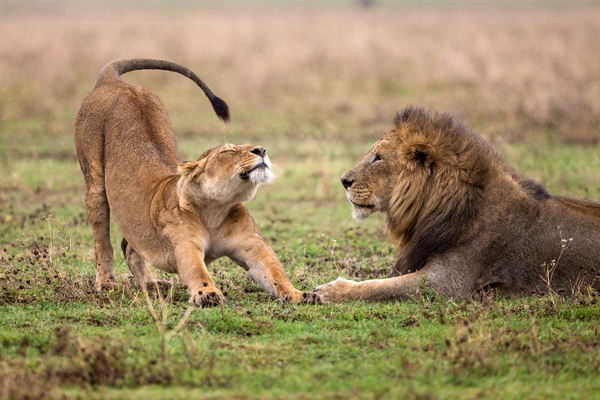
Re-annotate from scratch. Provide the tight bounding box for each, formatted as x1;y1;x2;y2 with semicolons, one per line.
251;147;266;158
341;178;354;189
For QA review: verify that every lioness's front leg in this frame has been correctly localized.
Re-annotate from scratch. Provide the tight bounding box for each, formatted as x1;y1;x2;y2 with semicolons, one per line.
314;270;431;303
231;238;318;304
174;242;225;307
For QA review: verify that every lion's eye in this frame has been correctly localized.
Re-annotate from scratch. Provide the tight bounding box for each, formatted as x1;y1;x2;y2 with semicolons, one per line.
219;149;236;155
372;154;382;163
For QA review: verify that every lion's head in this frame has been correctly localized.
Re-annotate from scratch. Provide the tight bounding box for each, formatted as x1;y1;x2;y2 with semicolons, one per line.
341;107;499;275
178;143;274;205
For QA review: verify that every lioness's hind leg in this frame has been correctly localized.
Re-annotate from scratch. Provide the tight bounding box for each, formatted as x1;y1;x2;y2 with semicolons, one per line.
121;238;169;292
84;177;116;292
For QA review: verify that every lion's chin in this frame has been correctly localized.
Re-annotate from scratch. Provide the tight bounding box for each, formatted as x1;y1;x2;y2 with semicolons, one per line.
350;202;375;221
346;196;376;221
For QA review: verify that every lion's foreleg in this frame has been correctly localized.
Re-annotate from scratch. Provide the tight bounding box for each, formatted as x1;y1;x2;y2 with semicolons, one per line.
314;271;430;304
174;243;225;307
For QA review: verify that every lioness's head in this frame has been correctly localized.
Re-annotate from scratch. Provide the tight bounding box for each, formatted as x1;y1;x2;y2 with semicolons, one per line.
178;143;274;204
341;107;492;248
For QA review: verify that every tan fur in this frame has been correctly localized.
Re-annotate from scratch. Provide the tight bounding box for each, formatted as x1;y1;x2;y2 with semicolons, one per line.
74;58;317;306
315;107;600;303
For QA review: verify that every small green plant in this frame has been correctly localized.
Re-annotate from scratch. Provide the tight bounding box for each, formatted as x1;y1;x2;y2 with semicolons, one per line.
318;232;340;276
540;227;573;303
40;214;72;265
417;275;438;303
141;284;197;362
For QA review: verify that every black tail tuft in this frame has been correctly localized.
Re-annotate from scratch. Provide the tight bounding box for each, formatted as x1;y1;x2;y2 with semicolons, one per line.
210;96;230;122
120;238;128;258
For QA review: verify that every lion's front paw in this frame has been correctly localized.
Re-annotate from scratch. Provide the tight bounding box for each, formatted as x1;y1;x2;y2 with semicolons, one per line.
189;287;226;307
313;277;359;304
301;291;321;304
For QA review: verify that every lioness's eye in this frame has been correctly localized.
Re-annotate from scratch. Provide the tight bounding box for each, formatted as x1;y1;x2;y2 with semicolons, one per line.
219;149;236;155
372;154;382;163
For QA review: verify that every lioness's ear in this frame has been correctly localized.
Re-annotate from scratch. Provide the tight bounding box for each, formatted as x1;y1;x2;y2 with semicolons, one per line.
405;143;436;168
178;159;207;179
178;161;196;176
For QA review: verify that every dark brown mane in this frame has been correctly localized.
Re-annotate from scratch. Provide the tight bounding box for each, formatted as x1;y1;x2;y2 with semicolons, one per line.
388;107;497;275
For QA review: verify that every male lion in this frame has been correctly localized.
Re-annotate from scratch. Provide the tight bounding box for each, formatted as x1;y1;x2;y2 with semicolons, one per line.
315;106;600;303
75;58;317;306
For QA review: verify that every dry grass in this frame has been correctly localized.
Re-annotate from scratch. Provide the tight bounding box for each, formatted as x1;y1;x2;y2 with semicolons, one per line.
1;1;600;144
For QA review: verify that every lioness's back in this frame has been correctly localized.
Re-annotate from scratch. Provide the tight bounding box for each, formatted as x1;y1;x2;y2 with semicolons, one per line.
76;80;179;175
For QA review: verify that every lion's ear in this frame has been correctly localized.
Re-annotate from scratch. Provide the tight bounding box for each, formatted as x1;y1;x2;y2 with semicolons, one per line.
178;160;207;179
405;143;436;168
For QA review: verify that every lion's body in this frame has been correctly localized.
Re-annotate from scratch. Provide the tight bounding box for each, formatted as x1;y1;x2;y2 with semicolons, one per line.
315;107;600;302
75;58;315;305
427;196;600;298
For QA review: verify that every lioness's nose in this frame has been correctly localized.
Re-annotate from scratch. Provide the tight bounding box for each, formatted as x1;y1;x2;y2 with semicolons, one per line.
341;178;354;189
251;147;266;158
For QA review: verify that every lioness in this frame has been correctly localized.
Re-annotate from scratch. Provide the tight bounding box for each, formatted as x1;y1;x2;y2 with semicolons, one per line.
75;58;316;306
315;106;600;302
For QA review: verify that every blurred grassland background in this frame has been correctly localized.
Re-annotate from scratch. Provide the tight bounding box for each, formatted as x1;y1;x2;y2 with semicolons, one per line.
2;0;600;221
2;0;600;143
1;1;600;399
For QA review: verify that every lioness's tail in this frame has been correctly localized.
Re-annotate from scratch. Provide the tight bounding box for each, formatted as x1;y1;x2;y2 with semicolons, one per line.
95;58;230;122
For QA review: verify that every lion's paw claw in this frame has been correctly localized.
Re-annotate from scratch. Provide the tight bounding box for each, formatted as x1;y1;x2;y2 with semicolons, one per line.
313;277;358;304
301;291;321;304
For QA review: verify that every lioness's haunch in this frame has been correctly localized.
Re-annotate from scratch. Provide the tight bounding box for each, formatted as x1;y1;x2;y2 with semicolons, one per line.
315;107;600;303
74;58;317;306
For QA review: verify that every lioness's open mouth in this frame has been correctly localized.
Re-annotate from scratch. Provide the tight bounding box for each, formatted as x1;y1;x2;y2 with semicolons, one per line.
350;200;375;209
240;163;267;180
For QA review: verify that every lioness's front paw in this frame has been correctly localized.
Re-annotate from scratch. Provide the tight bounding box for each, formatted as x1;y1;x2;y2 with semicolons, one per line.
280;289;321;304
276;289;305;304
189;287;225;307
313;277;359;304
